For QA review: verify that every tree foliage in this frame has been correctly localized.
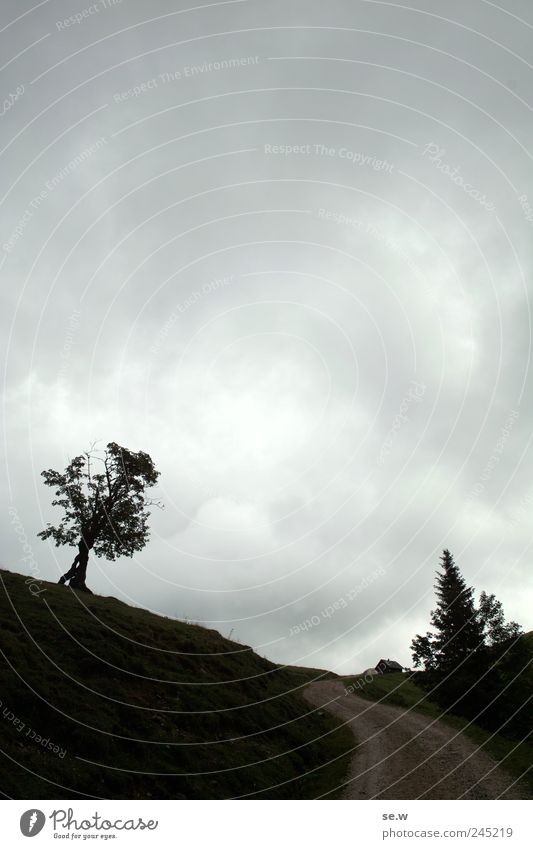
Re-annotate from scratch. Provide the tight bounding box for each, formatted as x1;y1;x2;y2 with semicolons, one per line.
410;631;438;671
478;591;522;646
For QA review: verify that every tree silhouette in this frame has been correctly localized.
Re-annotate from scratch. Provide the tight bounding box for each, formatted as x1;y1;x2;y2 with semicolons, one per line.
411;549;484;672
38;442;162;592
478;591;522;646
410;631;438;671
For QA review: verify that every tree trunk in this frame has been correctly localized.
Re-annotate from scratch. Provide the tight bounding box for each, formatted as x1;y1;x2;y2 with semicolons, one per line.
59;539;93;593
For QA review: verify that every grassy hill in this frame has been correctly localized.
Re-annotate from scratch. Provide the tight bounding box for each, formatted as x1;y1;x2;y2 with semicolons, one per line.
343;641;533;795
0;569;353;799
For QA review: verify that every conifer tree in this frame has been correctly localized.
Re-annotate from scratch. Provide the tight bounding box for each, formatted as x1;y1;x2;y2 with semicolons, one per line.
411;549;484;672
431;549;484;670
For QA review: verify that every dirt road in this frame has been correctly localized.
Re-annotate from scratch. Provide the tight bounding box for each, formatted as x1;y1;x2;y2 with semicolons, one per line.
304;680;530;799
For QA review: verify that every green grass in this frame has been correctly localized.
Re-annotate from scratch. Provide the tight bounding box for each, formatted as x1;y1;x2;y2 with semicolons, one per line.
0;568;352;799
344;670;533;795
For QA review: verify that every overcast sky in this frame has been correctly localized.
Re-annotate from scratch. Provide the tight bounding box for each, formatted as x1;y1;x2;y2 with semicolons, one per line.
1;0;532;674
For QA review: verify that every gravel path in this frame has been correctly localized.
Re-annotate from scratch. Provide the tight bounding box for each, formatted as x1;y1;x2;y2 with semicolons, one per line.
304;679;531;800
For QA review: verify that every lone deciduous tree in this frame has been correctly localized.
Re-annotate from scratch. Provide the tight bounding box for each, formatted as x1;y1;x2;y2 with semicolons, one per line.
38;442;162;592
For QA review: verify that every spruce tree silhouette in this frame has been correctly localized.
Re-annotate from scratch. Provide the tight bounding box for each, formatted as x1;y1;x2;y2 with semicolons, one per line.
411;549;484;672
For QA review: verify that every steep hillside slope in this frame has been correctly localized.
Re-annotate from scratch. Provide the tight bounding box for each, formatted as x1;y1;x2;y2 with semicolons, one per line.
0;569;352;799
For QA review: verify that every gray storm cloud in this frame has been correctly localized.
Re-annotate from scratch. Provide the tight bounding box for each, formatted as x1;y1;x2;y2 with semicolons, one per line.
1;0;532;673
